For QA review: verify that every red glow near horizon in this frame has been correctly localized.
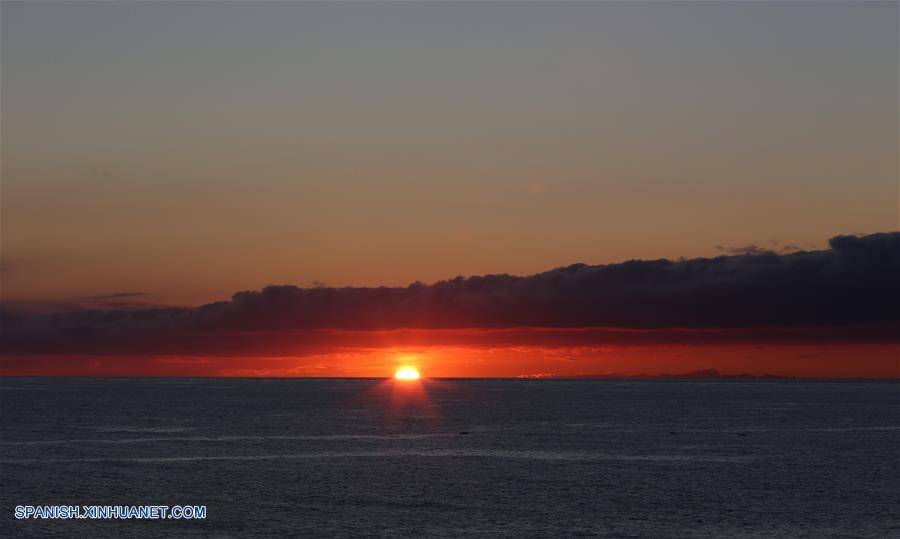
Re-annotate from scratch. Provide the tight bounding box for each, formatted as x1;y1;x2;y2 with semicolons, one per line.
1;327;897;378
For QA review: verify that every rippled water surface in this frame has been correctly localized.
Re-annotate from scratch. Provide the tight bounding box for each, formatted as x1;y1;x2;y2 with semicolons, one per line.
1;378;898;537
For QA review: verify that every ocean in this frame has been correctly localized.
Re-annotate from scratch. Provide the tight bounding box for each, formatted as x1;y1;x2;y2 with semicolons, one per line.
1;378;898;537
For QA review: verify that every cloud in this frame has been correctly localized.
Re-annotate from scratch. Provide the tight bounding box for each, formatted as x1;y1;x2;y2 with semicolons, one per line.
89;292;147;300
715;244;772;255
717;240;803;255
1;232;898;356
1;296;162;315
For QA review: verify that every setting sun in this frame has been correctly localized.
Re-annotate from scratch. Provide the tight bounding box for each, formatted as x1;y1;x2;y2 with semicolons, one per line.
394;368;421;381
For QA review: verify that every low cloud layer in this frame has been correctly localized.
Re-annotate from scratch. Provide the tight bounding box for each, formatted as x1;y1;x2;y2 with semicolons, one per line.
2;232;898;355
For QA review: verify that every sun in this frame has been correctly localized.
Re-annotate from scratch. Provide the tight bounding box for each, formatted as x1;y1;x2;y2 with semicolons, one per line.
394;367;421;381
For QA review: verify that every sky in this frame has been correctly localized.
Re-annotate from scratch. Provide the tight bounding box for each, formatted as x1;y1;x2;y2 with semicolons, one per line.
1;1;898;378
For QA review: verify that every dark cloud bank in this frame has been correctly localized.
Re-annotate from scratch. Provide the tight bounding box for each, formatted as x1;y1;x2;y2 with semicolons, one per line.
2;232;898;355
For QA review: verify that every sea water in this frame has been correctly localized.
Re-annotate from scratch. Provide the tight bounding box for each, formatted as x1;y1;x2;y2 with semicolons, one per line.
1;378;898;537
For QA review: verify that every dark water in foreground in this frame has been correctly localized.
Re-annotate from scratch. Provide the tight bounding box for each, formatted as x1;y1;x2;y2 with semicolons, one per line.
1;378;898;537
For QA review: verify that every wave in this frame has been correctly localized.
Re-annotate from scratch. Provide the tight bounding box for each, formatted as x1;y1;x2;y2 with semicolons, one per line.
0;433;460;446
0;449;758;464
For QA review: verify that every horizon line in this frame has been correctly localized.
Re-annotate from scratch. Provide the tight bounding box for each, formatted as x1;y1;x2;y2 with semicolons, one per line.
3;375;898;381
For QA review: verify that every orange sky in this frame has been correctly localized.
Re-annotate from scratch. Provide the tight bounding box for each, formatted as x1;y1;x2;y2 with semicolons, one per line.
2;2;897;307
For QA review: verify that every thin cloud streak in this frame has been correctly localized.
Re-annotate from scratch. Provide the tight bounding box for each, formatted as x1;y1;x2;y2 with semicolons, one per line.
89;292;147;300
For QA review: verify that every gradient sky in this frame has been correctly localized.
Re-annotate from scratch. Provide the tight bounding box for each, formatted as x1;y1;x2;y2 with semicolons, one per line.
2;1;897;307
